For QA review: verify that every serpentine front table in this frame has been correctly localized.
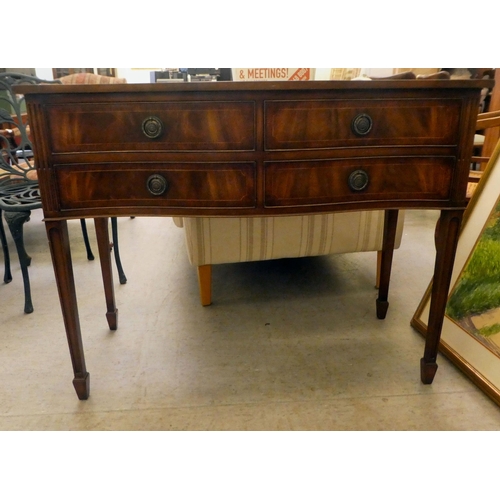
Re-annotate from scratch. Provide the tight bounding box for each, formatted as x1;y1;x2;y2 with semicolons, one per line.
17;79;490;400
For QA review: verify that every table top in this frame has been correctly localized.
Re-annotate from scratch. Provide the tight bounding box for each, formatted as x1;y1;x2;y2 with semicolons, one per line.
15;78;494;95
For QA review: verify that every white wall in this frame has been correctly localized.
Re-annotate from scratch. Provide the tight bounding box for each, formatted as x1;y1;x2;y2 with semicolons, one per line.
35;68;55;80
115;68;156;83
313;68;331;80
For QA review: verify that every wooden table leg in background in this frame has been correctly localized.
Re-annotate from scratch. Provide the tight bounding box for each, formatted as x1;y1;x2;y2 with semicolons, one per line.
376;209;399;319
421;209;463;384
94;217;118;331
45;219;90;400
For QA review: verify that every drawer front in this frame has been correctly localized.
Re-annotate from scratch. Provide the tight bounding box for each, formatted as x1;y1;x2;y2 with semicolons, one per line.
264;157;454;207
265;99;461;150
55;162;256;209
46;101;256;153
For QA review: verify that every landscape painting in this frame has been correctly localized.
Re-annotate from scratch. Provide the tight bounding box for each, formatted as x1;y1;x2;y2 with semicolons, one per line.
412;141;500;406
445;195;500;356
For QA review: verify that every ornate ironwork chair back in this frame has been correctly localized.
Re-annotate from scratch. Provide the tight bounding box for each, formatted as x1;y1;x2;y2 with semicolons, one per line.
0;73;57;210
0;72;127;314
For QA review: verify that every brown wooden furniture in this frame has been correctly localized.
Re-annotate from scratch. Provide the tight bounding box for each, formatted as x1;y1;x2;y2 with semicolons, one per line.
17;79;490;400
467;108;500;200
472;109;500;166
481;68;500;161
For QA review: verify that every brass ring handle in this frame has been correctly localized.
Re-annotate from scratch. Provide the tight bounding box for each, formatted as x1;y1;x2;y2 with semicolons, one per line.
142;116;164;139
146;174;168;196
351;113;373;136
348;169;369;191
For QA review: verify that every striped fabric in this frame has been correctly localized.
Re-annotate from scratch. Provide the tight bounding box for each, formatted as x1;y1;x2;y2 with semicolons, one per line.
58;73;126;84
173;211;405;266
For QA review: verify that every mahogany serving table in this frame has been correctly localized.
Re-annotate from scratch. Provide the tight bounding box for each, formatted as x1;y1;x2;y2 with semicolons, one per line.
17;80;490;400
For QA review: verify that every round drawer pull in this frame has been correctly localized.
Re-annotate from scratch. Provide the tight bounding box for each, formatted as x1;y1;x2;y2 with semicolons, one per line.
142;116;164;139
146;174;168;196
351;113;373;136
348;169;369;191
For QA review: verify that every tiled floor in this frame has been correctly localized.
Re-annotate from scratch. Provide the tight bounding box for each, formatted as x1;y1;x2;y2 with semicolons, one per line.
1;209;500;430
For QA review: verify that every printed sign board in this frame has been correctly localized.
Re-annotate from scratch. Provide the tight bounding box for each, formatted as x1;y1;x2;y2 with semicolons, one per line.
232;68;314;81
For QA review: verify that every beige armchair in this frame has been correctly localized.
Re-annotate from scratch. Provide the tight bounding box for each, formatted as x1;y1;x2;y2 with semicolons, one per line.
174;211;405;306
174;68;448;306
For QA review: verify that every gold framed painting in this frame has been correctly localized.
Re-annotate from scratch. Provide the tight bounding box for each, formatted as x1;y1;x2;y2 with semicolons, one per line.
412;140;500;405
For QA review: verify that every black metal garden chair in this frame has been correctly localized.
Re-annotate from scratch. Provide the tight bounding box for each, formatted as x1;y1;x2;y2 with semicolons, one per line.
0;72;126;313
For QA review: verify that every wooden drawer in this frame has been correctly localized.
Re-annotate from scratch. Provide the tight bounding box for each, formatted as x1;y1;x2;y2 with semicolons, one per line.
265;99;461;150
46;101;256;153
55;162;256;210
264;157;454;207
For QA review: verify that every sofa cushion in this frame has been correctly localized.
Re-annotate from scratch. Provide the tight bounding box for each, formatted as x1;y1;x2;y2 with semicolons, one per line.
174;211;405;266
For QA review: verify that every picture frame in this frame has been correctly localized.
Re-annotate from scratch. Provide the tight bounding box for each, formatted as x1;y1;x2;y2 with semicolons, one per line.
411;139;500;406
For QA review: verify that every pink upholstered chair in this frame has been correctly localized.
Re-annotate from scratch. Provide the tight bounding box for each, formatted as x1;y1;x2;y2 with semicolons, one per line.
57;73;127;84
